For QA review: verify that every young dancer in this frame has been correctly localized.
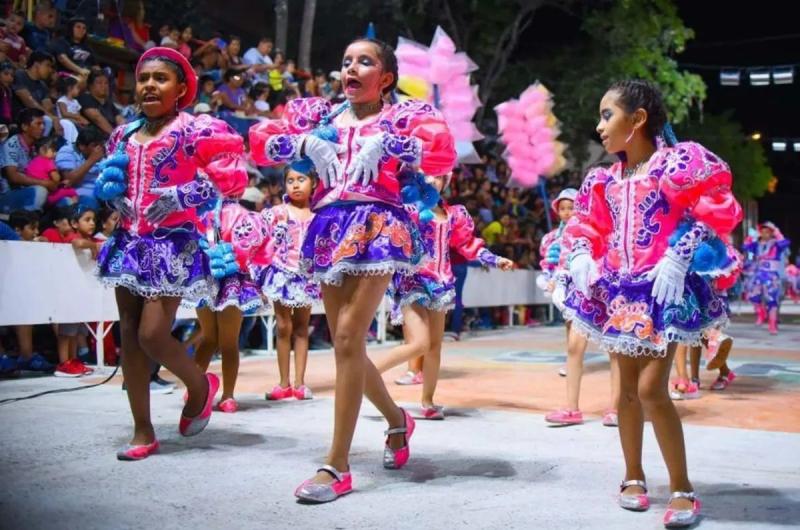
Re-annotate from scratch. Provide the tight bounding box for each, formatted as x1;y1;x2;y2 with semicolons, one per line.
249;37;456;502
540;189;620;426
376;172;513;419
192;198;265;413
94;47;247;460
563;80;742;527
744;222;791;334
259;167;321;401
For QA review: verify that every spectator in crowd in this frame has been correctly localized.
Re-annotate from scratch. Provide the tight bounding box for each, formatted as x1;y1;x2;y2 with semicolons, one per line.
27;136;78;207
79;70;123;136
0;12;31;67
94;207;119;241
481;212;511;247
304;68;326;97
220;35;249;74
55;126;105;208
216;68;247;113
247;82;272;118
49;16;94;78
268;50;285;93
242;37;274;84
325;70;343;103
119;0;153;53
40;205;74;243
56;76;89;127
5;209;43;241
196;74;217;107
114;88;137;122
21;4;57;53
177;24;194;60
12;50;63;137
0;108;48;213
0;61;14;125
159;24;180;50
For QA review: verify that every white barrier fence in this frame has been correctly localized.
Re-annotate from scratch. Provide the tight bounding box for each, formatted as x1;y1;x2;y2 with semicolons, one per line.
0;241;549;370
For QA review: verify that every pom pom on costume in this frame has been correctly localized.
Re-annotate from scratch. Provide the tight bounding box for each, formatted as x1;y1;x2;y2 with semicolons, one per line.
400;170;440;224
199;238;240;279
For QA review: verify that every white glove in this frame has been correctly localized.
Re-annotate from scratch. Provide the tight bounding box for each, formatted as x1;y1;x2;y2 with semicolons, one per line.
569;253;598;297
302;135;344;188
552;283;567;311
110;196;134;222
535;273;550;292
646;250;690;306
347;135;383;187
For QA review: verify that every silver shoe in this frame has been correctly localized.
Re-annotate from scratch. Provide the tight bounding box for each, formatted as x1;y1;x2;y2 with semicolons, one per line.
663;491;700;528
619;479;650;511
294;465;353;504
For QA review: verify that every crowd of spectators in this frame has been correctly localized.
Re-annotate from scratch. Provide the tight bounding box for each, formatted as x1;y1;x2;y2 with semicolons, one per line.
0;2;571;374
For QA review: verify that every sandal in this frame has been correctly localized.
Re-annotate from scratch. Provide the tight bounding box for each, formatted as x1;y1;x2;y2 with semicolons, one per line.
618;479;650;512
294;465;353;503
383;408;415;469
663;491;701;528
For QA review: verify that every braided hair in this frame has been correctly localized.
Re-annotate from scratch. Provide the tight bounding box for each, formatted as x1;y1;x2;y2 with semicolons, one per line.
346;37;398;95
608;79;675;146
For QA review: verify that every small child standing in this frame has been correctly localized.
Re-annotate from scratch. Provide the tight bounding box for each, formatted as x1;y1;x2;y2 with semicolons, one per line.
56;76;90;127
94;207;120;241
41;206;76;243
27;138;78;207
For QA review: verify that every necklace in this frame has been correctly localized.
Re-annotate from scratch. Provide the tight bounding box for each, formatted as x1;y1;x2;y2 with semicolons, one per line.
350;100;383;120
623;160;648;179
142;114;176;135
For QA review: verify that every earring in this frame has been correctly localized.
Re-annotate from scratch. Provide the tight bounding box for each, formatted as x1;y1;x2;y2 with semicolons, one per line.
624;128;635;144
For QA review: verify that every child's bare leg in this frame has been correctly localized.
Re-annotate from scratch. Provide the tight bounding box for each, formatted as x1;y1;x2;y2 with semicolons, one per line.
291;306;312;387
421;310;446;408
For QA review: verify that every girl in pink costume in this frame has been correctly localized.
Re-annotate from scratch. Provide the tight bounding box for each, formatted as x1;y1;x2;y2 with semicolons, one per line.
95;48;247;460
375;172;513;420
258;167;321;402
743;222;791;334
249;38;456;503
191;198;268;414
563;80;742;528
540;189;620;427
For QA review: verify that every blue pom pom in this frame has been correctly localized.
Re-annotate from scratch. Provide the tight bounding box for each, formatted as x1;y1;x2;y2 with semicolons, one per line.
102;166;126;183
420;183;440;208
418;208;435;224
669;220;692;246
106;153;129;169
401;185;420;204
95;179;126;200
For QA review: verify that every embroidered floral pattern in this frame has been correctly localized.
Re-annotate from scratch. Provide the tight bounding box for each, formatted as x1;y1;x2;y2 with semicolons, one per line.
636;189;669;247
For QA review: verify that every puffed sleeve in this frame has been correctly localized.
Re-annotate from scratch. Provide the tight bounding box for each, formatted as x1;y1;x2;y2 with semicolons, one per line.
188;114;248;197
539;228;559;272
386;99;457;176
449;204;500;267
218;201;272;270
660;142;743;239
248;97;332;166
564;167;613;259
105;124;126;154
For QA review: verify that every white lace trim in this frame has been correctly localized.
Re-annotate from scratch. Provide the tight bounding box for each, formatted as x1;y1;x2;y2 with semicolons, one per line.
98;274;212;302
562;307;730;357
314;260;419;287
211;297;264;313
263;294;316;309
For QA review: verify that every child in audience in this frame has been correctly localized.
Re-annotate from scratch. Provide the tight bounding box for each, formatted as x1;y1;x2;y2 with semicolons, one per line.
94;207;120;241
27;138;79;207
8;210;44;241
41;206;76;243
57;76;89;127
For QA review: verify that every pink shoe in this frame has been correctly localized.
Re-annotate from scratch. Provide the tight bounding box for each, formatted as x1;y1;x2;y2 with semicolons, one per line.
755;305;766;325
116;440;160;461
383;408;415;469
602;410;618;427
216;397;238;413
179;373;219;437
705;333;733;371
265;384;294;400
394;371;423;385
710;371;736;391
293;385;314;400
619;479;650;511
669;378;700;400
545;409;583;425
294;465;353;503
768;309;779;335
663;491;701;528
421;404;444;420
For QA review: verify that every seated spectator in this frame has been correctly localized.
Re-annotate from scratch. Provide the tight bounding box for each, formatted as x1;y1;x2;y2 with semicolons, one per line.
220;35;249;74
69;205;101;258
0;108;48;213
7;209;44;241
56;76;89;127
0;12;31;67
268;51;286;93
0;61;14;125
114;88;137;122
481;213;511;247
216;69;247;113
21;4;56;53
120;0;154;53
243;37;275;84
40;205;74;243
94;207;119;241
12;50;63;137
159;24;180;50
247;82;272;118
56;126;105;208
49;17;94;78
27;136;77;207
196;74;219;110
79;70;124;137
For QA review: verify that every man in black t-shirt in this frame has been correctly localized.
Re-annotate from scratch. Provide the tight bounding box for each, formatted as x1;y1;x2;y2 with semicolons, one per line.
12;50;62;137
79;70;123;137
